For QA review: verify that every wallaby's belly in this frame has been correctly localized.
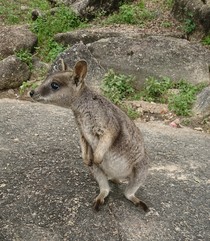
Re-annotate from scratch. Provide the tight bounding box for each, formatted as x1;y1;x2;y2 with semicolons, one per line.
100;151;133;179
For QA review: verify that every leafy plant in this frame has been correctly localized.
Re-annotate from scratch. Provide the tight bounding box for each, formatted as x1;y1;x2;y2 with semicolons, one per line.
16;50;33;70
19;81;38;95
161;21;172;28
0;0;50;24
138;76;172;103
202;35;210;45
101;69;135;104
138;77;206;116
124;105;140;119
104;2;155;25
168;80;206;116
183;12;196;34
165;0;174;8
31;5;85;61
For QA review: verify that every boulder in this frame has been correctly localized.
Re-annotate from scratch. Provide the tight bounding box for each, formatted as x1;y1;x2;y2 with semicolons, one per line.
54;28;125;46
87;35;210;88
48;42;105;88
193;86;210;117
172;0;210;35
0;25;37;59
0;56;31;90
48;0;133;19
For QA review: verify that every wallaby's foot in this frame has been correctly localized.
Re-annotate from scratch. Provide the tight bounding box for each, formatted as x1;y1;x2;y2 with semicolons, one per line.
93;190;109;211
125;194;149;212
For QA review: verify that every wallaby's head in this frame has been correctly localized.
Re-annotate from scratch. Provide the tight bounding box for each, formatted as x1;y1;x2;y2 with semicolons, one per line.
30;60;87;107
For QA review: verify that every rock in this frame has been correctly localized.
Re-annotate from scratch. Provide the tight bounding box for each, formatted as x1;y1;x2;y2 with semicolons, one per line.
172;0;210;35
88;35;210;88
48;42;105;88
30;57;50;82
0;25;37;59
0;56;31;90
0;99;210;240
54;28;124;46
50;0;129;19
193;86;210;117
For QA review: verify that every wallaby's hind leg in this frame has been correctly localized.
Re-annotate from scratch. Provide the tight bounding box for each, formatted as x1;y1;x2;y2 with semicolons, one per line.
124;161;149;212
90;165;110;211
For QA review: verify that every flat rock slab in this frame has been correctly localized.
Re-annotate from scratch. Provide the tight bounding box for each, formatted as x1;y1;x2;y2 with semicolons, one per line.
88;35;210;87
0;99;209;241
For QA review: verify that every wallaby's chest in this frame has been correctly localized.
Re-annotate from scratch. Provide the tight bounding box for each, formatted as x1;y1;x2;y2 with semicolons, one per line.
75;113;106;150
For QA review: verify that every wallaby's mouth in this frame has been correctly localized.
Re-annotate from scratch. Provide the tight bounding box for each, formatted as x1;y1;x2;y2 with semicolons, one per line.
29;90;45;102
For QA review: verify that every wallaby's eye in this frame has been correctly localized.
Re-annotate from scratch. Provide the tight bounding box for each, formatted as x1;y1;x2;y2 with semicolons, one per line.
51;82;60;90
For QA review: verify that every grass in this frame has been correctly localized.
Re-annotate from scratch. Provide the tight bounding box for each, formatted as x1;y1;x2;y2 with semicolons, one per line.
103;1;156;26
31;5;85;62
202;35;210;45
101;69;135;104
182;11;196;35
101;69;139;119
0;0;50;25
102;71;207;117
138;77;206;116
16;49;33;70
0;0;86;62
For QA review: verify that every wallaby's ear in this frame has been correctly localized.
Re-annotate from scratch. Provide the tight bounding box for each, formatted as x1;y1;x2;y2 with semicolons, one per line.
60;58;71;72
73;60;87;86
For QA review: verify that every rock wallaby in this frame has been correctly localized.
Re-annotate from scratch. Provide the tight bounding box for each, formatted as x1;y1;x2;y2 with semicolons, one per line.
30;60;149;211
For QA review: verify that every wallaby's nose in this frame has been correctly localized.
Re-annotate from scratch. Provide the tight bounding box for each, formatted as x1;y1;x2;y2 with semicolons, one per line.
30;90;35;97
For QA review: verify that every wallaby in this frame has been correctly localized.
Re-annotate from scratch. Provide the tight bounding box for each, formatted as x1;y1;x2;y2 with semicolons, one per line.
30;60;149;211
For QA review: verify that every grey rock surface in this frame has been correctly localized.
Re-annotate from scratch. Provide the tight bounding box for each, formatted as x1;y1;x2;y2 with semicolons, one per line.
172;0;210;34
88;35;210;88
53;0;126;19
54;28;124;46
0;25;37;59
0;56;31;90
193;86;210;117
0;99;209;241
48;42;105;88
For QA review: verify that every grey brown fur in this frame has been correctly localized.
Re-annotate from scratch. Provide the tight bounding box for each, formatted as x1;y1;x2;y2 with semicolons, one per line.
30;60;149;211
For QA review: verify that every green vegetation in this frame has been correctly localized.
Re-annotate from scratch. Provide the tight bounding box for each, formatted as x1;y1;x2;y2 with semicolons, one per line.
0;0;50;25
16;49;33;70
0;0;85;62
101;70;139;119
31;5;85;62
101;69;135;104
102;71;206;117
19;81;38;95
202;35;210;45
138;77;206;116
165;0;174;8
104;2;155;25
183;12;196;35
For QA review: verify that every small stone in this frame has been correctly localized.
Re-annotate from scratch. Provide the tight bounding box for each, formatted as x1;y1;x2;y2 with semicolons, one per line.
7;89;15;95
194;127;203;131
